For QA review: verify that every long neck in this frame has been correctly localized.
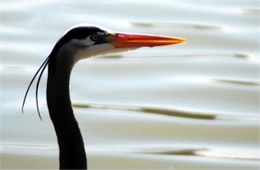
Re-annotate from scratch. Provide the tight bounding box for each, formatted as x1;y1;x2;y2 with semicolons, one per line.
47;51;87;169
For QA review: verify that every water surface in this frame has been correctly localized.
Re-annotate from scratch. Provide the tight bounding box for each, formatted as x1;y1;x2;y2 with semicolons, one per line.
1;0;260;169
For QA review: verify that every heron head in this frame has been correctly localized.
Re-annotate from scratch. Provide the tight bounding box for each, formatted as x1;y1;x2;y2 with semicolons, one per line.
54;25;186;63
22;25;187;119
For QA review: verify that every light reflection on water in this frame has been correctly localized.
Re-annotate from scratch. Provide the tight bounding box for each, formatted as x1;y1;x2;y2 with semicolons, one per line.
1;0;260;169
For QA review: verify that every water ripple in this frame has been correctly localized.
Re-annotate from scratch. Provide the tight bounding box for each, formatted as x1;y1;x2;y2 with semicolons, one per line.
2;143;259;161
132;22;223;31
145;148;260;161
73;103;216;120
215;79;260;86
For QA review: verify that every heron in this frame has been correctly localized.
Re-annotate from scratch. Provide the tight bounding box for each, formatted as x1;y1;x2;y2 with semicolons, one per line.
22;25;186;169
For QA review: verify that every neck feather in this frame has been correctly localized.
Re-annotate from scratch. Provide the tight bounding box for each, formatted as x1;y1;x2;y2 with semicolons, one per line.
46;47;87;169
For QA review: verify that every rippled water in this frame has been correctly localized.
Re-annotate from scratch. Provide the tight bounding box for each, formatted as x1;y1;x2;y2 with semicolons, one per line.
1;0;260;169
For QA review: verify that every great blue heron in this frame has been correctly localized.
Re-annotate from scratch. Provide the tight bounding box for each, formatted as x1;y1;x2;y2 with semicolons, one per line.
22;25;186;169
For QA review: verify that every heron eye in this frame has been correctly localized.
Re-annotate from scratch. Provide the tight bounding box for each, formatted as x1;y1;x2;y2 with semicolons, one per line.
90;33;99;41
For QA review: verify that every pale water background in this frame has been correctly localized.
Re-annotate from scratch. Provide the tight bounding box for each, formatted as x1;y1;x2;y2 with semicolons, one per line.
1;0;260;169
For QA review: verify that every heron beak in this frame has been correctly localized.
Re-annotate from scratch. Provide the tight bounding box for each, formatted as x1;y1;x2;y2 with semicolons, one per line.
111;33;187;48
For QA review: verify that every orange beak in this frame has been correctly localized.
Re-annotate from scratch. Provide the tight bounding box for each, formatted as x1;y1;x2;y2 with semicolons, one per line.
112;33;186;48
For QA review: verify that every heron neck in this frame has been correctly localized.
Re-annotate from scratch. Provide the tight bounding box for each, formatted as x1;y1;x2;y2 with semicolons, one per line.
47;51;87;169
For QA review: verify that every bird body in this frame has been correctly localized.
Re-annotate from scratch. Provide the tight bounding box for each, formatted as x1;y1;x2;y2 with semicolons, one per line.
22;25;186;169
